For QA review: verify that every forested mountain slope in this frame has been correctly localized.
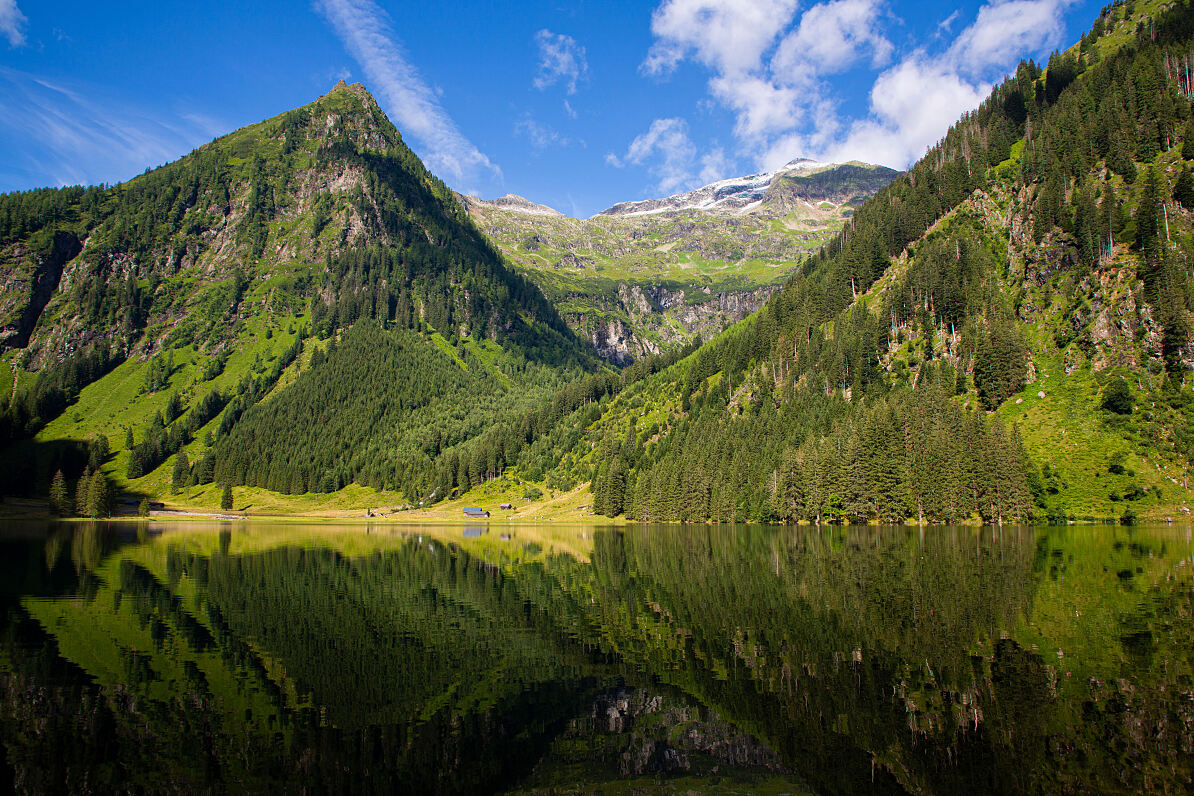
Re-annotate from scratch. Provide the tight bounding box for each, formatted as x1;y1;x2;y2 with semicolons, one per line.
0;82;597;506
511;0;1194;524
463;162;899;363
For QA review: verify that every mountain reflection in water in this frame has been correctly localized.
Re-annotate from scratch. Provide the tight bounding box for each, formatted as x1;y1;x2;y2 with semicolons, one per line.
0;521;1191;794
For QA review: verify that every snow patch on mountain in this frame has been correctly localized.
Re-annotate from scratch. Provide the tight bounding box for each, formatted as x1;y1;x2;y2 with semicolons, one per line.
597;158;836;218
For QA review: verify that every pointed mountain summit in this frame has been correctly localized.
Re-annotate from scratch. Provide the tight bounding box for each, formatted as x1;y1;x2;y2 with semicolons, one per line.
0;82;593;501
1;80;574;369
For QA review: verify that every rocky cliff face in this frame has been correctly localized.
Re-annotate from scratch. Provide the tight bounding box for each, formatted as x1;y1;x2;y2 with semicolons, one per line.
598;159;897;217
465;160;899;362
0;231;81;351
574;283;776;363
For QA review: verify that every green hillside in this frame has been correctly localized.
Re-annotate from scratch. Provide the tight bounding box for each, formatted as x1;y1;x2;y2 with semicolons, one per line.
2;0;1193;523
498;0;1194;524
0;81;597;509
465;163;899;362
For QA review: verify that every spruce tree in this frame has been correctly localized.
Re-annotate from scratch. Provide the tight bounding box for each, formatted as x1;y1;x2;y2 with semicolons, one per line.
88;435;109;471
86;470;109;518
221;483;234;511
49;469;70;516
1173;166;1194;210
75;467;92;516
171;450;190;493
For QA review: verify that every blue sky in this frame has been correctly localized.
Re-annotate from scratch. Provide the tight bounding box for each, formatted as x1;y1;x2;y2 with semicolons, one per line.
1;0;1104;217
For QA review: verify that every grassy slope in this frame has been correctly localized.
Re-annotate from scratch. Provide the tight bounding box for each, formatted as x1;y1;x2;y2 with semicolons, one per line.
442;0;1194;523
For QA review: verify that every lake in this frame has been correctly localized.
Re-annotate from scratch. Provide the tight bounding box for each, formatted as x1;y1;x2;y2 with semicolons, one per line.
1;520;1191;794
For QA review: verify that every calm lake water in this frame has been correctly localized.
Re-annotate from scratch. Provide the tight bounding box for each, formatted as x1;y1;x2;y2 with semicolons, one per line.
1;521;1191;794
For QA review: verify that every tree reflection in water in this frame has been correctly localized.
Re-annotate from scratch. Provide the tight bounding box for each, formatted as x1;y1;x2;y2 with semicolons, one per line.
0;521;1190;794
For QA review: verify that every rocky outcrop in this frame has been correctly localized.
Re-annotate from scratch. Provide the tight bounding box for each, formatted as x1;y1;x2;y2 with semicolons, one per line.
570;283;776;363
459;193;564;217
0;231;82;352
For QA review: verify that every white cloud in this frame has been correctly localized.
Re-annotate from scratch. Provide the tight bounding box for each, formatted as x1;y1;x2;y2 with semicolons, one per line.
642;0;800;77
607;117;700;195
634;0;1079;176
316;0;498;186
948;0;1076;76
533;30;588;94
563;99;577;119
710;73;804;139
0;68;220;189
772;0;892;77
0;0;27;47
825;57;990;166
699;146;733;184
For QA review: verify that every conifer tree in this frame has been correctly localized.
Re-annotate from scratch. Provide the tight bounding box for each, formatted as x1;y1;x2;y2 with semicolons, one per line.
49;469;69;516
86;470;109;518
221;483;234;511
75;466;91;516
171;450;190;494
1173;166;1194;210
1182;114;1194;160
88;434;109;471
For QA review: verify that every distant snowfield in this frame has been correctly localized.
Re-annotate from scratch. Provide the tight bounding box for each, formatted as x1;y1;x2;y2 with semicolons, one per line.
463;158;885;221
596;158;833;218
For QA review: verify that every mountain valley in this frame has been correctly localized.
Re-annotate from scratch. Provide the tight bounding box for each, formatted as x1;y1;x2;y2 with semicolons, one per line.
1;0;1193;525
463;160;899;361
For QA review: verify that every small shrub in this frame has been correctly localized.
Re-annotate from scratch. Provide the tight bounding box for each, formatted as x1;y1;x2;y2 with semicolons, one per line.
1101;377;1133;414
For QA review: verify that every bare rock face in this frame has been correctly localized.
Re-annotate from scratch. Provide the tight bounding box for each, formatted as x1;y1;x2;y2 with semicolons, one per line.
460;193;564;217
598;160;899;218
0;231;82;352
570;282;776;363
462;158;900;363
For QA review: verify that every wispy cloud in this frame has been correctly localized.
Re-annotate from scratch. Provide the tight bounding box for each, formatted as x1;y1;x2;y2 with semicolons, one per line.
0;0;27;47
315;0;499;185
533;30;588;95
0;68;222;190
515;115;571;149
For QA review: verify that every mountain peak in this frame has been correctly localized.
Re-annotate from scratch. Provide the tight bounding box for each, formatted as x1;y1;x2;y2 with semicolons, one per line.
461;193;565;217
596;160;899;218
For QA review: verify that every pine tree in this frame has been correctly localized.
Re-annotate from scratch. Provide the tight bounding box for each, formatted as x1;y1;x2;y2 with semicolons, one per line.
1173;166;1194;210
1136;166;1164;259
88;434;109;470
49;469;70;516
75;467;92;516
86;470;109;518
171;450;190;493
221;483;234;511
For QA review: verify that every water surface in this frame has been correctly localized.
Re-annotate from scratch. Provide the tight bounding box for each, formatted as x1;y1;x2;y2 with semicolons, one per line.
1;521;1191;794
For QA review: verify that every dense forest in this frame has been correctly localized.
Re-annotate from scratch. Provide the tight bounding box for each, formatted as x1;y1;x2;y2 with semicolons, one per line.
560;0;1194;523
2;1;1193;522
